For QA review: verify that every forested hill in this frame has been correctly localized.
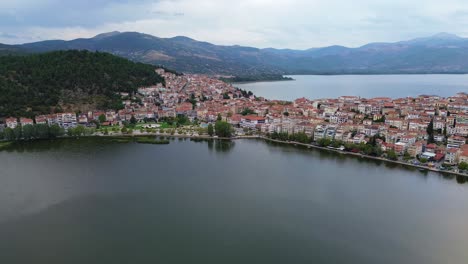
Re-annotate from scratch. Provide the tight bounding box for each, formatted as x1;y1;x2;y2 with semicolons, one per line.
0;50;164;118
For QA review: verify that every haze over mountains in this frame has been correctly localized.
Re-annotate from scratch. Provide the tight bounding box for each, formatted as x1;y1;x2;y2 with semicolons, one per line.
3;32;468;76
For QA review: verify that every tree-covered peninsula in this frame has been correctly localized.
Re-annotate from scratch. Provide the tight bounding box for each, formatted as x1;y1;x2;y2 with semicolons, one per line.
0;50;165;118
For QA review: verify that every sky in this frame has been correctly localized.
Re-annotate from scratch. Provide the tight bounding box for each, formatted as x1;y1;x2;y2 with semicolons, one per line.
2;0;468;49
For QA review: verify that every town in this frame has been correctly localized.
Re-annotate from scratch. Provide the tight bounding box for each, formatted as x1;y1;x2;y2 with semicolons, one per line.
1;68;468;174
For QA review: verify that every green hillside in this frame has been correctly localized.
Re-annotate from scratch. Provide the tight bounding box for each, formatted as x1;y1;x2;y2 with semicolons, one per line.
0;50;164;118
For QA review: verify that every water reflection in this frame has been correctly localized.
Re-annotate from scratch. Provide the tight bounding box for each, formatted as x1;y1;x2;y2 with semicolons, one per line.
456;175;467;184
263;139;468;185
189;138;235;153
1;138;113;153
2;138;467;185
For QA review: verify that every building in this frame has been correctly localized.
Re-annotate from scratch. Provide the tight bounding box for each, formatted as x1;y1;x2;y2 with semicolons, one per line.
19;118;34;126
5;117;18;129
445;148;459;165
313;125;327;141
394;142;407;154
240;115;266;129
447;136;466;149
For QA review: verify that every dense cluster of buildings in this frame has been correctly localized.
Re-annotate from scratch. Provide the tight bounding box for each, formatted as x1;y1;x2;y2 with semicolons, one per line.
1;68;467;166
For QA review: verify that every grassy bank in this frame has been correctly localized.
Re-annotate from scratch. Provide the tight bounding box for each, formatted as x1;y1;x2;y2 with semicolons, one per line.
0;141;14;150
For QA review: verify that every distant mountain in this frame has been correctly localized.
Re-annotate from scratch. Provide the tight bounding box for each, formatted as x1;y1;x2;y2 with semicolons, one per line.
4;32;468;75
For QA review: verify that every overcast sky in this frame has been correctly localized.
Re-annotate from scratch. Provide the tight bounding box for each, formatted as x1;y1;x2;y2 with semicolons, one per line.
2;0;468;49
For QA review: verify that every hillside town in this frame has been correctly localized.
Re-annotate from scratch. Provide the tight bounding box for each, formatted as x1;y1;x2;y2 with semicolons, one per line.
1;68;468;172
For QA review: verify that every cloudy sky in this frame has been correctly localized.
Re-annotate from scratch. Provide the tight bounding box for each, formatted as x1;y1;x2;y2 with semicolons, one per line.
2;0;468;49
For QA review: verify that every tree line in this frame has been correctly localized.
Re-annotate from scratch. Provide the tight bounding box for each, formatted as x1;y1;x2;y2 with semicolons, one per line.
0;124;100;141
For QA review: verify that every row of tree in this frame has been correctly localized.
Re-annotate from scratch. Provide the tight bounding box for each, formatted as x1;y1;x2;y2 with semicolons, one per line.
0;124;101;141
268;131;311;144
0;124;65;141
266;132;385;156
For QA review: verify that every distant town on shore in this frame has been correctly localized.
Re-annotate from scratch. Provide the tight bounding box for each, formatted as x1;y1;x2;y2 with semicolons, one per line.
1;67;468;174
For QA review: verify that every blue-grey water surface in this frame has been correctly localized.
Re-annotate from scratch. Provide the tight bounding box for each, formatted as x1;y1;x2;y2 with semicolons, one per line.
0;138;467;263
236;75;468;100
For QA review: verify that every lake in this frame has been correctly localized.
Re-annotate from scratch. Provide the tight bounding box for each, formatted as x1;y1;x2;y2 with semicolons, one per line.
0;138;467;263
236;75;468;101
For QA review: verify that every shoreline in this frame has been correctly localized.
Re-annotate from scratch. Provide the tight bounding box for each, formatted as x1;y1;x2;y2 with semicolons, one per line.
232;79;295;84
259;136;468;178
232;73;468;84
2;134;467;178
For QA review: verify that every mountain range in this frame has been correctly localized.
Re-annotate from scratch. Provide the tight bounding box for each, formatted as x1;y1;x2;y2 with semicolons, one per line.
3;32;468;76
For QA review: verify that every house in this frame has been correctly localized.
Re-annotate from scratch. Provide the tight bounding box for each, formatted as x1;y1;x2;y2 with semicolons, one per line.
447;136;465;149
352;134;366;144
394;142;407;154
228;114;242;126
60;113;77;128
78;114;88;124
313;125;327;141
425;143;437;153
240;115;266;129
399;135;417;145
458;146;468;164
407;141;424;157
445;148;459;165
5;117;17;129
35;115;48;125
19;118;34;126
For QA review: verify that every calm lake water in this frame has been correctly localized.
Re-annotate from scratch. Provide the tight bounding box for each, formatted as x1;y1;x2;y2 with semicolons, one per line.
236;75;468;100
0;138;467;263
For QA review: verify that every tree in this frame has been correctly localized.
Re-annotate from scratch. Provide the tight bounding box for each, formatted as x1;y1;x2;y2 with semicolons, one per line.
387;150;398;160
98;114;106;124
13;125;22;140
241;108;255;116
35;124;50;139
317;138;332;147
403;151;412;160
217;113;222;121
419;157;428;163
130;115;137;126
459;162;468;171
207;124;214;136
176;115;189;126
4;127;15;141
22;124;35;140
293;132;310;144
427;119;435;144
283;111;289;116
214;121;232;138
49;124;64;138
75;125;86;136
121;127;128;134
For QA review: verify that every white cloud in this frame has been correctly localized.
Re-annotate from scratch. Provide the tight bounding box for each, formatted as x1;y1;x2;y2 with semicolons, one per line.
3;0;468;48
